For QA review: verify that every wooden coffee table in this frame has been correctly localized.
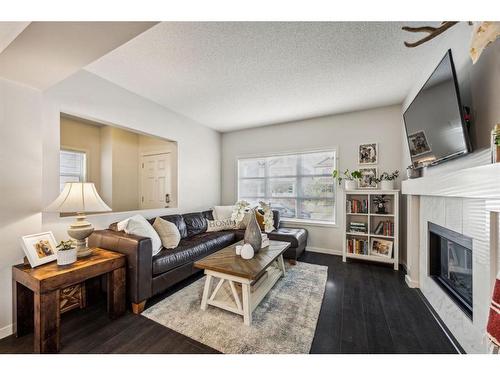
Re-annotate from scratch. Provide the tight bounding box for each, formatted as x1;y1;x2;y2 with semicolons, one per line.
194;240;290;325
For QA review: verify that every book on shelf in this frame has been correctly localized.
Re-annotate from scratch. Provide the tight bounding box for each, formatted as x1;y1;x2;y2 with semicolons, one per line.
346;199;368;214
347;238;369;255
373;220;394;236
349;221;367;233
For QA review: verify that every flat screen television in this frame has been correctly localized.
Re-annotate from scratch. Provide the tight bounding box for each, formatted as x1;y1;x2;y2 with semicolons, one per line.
403;49;472;167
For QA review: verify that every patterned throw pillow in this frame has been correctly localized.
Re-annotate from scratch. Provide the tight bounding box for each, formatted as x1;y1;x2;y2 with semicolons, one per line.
206;218;237;232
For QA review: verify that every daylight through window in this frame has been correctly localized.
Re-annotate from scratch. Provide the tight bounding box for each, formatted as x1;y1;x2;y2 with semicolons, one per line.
238;150;336;223
60;150;86;192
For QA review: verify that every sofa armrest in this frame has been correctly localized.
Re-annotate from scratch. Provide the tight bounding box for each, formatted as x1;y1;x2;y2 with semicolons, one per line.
89;229;153;303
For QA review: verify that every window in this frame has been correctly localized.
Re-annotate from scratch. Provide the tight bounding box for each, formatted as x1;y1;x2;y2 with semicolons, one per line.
238;150;336;224
60;149;86;192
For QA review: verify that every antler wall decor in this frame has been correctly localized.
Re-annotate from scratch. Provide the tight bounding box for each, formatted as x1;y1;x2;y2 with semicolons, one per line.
402;21;459;48
402;21;499;64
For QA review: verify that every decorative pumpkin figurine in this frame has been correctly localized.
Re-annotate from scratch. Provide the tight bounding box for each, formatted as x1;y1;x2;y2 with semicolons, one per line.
244;208;262;252
240;243;255;260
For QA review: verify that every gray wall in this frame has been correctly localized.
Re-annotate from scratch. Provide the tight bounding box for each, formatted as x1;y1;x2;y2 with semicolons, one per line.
222;105;404;254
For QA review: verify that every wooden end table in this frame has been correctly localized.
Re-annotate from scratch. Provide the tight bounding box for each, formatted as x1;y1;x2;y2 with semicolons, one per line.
12;248;126;353
194;240;290;326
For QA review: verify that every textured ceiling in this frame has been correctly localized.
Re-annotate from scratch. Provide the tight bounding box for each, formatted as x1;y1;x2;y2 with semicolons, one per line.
86;22;444;132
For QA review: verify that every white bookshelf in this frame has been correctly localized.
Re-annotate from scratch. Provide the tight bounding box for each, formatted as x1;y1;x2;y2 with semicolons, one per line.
342;189;399;270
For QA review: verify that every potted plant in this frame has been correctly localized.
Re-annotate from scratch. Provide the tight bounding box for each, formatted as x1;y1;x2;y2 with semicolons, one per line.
56;239;77;266
372;195;390;214
332;169;362;190
374;170;399;190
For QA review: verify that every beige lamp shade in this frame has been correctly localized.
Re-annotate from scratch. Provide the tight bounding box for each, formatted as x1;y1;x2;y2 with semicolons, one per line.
45;182;111;213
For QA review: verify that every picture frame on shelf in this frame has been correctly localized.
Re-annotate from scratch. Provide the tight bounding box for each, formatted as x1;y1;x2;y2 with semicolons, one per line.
359;167;378;189
408;130;432;157
370;238;393;258
358;143;378;165
20;231;58;267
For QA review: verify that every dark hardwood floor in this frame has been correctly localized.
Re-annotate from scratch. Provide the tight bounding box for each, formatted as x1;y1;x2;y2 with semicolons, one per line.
0;252;457;354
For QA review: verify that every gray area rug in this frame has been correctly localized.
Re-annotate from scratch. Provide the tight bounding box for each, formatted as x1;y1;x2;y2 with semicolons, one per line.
142;261;328;354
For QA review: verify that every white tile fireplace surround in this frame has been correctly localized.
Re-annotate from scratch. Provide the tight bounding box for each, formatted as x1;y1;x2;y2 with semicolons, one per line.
402;163;500;353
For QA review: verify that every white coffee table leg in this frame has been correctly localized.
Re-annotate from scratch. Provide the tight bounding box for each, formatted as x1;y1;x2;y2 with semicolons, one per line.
278;254;286;276
242;282;252;326
201;274;213;310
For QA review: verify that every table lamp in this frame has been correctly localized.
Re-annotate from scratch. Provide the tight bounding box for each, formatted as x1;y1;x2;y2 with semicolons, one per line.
45;182;111;257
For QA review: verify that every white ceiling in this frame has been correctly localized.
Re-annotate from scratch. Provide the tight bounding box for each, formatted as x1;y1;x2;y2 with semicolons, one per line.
0;22;157;90
86;22;447;132
0;22;30;54
17;20;440;134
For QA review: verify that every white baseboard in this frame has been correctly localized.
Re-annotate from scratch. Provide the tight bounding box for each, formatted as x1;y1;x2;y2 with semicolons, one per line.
405;274;419;288
0;324;13;340
306;247;342;256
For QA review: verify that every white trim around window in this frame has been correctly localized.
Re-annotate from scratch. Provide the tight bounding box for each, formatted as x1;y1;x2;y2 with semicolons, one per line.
236;148;337;225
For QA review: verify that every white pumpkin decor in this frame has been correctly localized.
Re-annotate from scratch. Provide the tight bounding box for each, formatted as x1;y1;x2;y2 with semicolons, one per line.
240;243;255;260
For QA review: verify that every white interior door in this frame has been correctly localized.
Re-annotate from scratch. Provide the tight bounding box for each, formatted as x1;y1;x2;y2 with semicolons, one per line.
140;153;171;209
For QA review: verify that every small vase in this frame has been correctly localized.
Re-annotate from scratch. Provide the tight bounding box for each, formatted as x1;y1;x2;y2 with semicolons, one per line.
380;180;394;190
57;248;77;266
244;209;262;252
345;180;357;190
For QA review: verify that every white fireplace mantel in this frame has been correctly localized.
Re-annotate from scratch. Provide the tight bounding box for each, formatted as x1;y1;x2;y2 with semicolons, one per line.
401;163;500;353
402;163;500;199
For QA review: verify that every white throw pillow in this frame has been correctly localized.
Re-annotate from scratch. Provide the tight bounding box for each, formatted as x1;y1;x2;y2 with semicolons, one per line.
206;219;237;232
116;218;130;232
153;217;181;249
212;205;234;220
124;215;162;256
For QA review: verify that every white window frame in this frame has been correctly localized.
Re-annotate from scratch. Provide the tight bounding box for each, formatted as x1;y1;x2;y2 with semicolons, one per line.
236;148;337;226
59;148;87;191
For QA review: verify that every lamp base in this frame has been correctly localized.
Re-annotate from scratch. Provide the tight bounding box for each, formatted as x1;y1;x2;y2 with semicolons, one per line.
67;213;94;258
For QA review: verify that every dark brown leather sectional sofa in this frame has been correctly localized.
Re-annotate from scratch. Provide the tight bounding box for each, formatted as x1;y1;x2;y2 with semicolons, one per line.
89;209;307;314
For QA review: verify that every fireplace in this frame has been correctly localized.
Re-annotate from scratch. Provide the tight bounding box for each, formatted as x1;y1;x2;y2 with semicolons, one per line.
428;222;473;319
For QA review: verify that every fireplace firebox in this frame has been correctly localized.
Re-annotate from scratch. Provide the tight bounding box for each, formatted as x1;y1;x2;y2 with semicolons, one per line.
428;222;473;319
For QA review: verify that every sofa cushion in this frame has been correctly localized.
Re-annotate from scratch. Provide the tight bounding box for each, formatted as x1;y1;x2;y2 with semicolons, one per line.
202;210;214;221
124;215;163;256
158;214;188;239
267;227;307;248
152;231;236;275
153;217;181;249
213;205;234;220
272;209;280;229
183;212;207;237
206;218;237;232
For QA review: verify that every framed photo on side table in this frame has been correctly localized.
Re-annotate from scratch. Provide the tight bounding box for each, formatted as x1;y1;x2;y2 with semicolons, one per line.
21;231;58;267
358;143;378;164
370;238;393;258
